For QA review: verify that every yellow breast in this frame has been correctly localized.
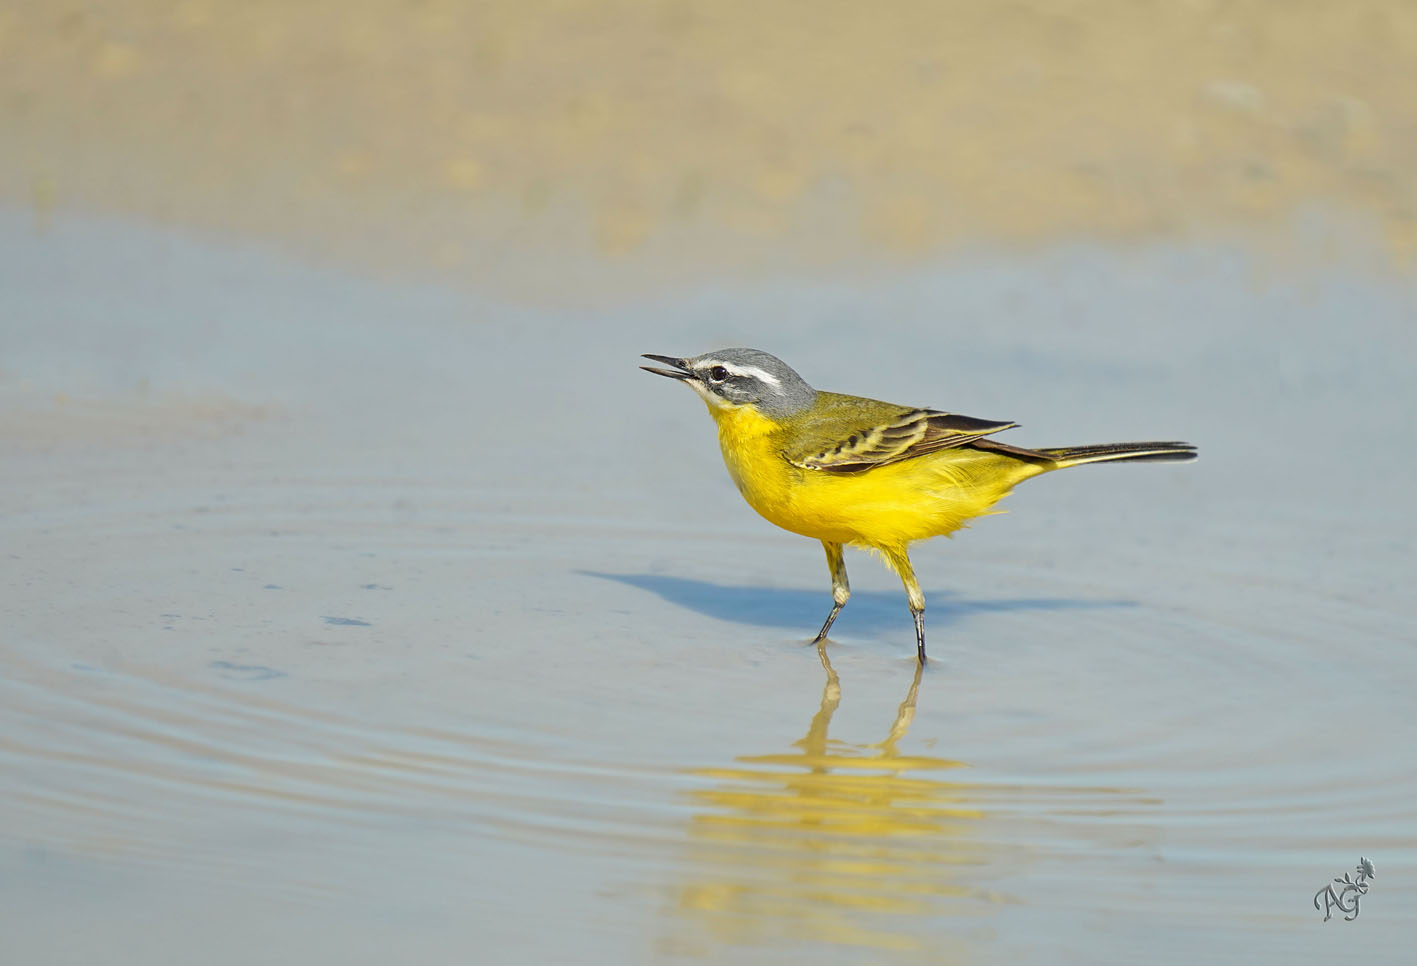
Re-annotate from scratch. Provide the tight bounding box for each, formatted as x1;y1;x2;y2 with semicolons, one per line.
710;402;1043;549
710;403;795;520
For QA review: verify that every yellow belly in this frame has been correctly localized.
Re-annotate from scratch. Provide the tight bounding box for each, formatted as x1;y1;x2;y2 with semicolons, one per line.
712;403;1045;549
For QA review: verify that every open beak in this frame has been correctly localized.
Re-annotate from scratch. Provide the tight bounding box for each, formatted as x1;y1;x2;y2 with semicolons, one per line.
640;354;694;381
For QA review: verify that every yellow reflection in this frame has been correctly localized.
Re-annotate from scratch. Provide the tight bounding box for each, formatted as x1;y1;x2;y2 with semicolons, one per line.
668;647;987;956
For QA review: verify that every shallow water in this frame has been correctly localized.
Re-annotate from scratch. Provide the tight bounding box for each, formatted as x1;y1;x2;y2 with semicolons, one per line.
3;209;1415;963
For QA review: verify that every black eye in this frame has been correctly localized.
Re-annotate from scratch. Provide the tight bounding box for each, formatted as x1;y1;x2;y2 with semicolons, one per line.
708;365;729;383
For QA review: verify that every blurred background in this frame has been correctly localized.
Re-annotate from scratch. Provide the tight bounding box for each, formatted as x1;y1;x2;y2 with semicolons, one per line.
4;0;1414;297
4;4;1416;965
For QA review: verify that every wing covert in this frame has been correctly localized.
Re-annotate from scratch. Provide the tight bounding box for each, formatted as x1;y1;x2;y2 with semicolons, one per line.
784;408;1017;472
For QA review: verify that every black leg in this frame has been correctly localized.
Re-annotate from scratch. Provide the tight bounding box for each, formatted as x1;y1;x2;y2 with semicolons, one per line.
813;541;850;643
814;600;844;642
882;544;928;665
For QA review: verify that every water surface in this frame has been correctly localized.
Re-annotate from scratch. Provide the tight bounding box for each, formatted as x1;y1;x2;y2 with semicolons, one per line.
4;208;1415;963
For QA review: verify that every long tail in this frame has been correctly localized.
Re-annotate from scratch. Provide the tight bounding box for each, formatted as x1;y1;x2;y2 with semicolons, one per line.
1042;441;1197;468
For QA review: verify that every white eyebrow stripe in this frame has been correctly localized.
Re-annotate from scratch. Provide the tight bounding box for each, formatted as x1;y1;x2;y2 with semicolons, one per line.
712;363;782;388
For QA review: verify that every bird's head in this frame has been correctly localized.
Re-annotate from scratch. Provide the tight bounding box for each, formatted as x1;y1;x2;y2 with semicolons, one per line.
641;348;816;420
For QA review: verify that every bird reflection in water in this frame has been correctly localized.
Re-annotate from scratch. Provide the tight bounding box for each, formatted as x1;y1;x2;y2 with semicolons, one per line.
665;647;997;956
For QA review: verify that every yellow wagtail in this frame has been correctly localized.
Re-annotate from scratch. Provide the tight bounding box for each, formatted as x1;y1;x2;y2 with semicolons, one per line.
642;348;1195;664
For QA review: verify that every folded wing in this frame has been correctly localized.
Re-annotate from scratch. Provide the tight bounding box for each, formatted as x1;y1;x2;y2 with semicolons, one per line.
784;408;1018;473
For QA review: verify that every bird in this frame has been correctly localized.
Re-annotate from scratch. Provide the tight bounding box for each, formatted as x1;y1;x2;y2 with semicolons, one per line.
641;348;1195;664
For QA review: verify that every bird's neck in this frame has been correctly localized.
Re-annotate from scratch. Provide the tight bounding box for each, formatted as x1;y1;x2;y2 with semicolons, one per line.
707;401;779;441
708;403;782;497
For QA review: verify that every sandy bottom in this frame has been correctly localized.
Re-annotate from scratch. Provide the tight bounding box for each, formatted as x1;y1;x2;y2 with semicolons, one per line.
3;208;1414;963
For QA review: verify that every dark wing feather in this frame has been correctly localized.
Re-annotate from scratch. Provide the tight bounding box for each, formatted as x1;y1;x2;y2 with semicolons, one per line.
785;408;1017;473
